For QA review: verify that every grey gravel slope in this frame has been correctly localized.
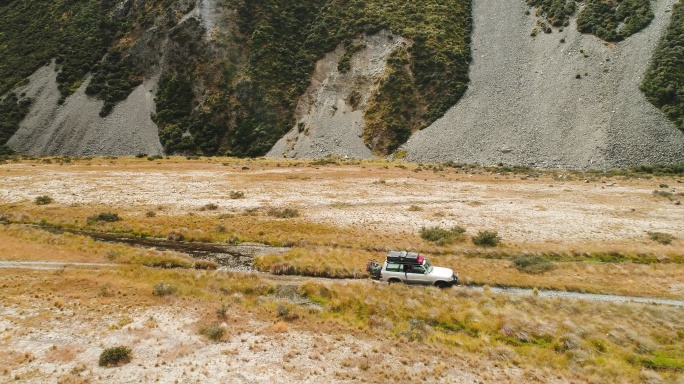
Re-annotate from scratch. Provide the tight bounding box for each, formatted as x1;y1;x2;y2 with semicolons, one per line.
7;62;163;156
403;0;684;169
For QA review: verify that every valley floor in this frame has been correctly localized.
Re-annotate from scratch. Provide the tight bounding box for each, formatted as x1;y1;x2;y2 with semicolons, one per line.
1;157;683;383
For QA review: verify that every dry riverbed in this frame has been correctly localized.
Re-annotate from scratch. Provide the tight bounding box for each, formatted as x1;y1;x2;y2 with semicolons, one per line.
1;157;683;383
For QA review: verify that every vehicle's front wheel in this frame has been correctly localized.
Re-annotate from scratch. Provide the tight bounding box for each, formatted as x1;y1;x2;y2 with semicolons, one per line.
435;281;451;289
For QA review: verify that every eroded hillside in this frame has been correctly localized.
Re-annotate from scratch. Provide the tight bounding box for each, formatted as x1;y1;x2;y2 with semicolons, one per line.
1;0;684;168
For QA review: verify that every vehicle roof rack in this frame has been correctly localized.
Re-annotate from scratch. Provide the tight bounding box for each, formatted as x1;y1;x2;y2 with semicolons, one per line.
386;251;424;265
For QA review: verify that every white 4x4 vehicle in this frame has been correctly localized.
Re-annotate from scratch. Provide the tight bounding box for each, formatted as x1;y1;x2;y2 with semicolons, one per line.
367;251;458;288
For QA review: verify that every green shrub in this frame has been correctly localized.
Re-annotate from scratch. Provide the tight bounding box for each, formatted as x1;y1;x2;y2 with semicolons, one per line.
647;231;674;245
268;208;300;218
86;212;121;224
98;346;132;367
199;323;226;341
511;255;555;274
420;226;466;245
35;195;53;205
472;230;501;247
576;0;653;42
641;1;684;133
152;281;177;296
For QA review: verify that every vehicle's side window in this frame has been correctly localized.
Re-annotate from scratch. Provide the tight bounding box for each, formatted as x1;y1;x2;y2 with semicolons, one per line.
386;263;401;272
409;266;425;274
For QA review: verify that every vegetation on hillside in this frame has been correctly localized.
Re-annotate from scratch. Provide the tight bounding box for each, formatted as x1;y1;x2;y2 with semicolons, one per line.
0;0;176;145
576;0;653;41
0;93;31;154
641;0;684;132
528;0;653;41
227;0;472;156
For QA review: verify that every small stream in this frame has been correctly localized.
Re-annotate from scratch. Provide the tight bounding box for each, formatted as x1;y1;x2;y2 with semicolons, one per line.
41;226;289;272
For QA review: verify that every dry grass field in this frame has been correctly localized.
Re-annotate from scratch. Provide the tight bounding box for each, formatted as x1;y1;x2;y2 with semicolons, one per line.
1;156;683;383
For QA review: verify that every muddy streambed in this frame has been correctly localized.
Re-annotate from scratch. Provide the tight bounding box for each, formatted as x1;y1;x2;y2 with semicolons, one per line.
41;226;290;272
21;225;684;307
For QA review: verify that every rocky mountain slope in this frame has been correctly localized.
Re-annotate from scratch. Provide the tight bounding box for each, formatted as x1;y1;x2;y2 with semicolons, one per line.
403;0;684;169
1;0;683;169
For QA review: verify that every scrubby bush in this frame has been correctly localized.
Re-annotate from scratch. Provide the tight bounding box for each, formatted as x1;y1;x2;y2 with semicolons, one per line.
86;212;121;224
511;255;555;274
276;303;299;321
216;303;229;318
98;346;132;367
472;230;501;247
420;226;466;245
268;207;300;218
647;231;674;245
152;281;177;296
199;323;226;341
229;191;245;199
35;195;53;205
200;203;219;211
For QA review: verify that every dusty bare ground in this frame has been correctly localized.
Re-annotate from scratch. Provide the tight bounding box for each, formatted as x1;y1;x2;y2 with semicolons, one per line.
0;269;544;384
1;158;683;383
0;158;682;245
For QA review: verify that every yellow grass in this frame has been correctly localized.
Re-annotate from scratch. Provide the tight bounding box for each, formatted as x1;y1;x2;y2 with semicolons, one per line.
1;156;683;382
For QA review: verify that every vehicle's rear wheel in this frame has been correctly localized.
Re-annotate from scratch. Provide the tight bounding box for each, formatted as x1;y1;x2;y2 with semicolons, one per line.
388;278;401;285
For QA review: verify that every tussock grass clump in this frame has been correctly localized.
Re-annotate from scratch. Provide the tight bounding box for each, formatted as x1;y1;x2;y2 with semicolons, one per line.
276;302;299;321
511;255;555;274
268;207;299;218
199;323;226;342
86;212;121;225
420;226;466;245
652;190;674;200
98;346;132;367
647;231;674;245
200;203;219;211
229;191;245;199
255;247;372;278
472;230;501;247
152;281;177;296
35;195;53;205
133;253;193;269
